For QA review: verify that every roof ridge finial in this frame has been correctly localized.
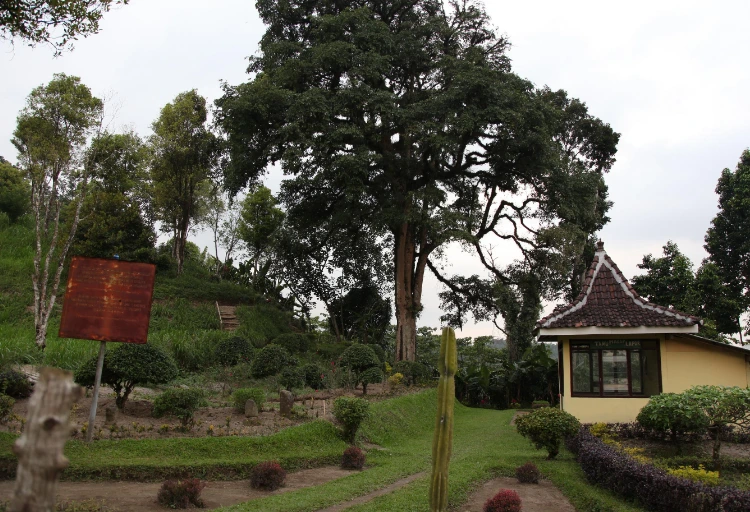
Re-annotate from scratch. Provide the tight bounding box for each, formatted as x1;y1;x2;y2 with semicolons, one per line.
596;240;605;252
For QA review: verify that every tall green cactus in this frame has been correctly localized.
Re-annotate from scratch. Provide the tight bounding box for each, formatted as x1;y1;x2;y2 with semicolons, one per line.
429;327;457;512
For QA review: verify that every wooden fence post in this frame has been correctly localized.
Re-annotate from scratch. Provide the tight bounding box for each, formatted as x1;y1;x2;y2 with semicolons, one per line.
10;367;83;512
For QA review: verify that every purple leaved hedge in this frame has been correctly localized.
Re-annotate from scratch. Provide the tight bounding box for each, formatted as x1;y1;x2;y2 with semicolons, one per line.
574;429;750;512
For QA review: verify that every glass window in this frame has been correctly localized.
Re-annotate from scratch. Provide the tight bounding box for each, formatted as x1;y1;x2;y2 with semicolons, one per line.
570;340;660;398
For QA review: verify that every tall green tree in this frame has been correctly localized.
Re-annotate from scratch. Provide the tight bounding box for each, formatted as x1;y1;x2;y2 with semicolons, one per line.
69;131;155;261
150;90;217;275
0;157;30;222
12;73;103;349
632;241;698;313
1;0;128;55
704;149;750;342
215;0;617;361
237;185;284;279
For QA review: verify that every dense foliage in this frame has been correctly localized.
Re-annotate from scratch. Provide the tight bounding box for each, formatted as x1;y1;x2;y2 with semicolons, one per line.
359;366;383;395
0;0;128;55
341;446;365;470
272;333;311;354
279;366;305;391
0;369;33;399
301;363;325;390
0;159;29;223
333;397;370;444
75;343;178;409
392;361;429;387
515;407;580;459
156;478;205;509
636;392;709;441
152;388;206;427
704;149;750;340
338;343;380;391
250;460;286;491
250;344;291;378
214;336;254;367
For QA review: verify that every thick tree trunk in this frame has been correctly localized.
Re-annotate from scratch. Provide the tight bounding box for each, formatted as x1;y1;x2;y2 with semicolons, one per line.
10;367;83;512
394;220;429;362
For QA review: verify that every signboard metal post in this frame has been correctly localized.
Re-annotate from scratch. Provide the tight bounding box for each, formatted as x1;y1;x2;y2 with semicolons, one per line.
85;341;106;442
59;257;156;443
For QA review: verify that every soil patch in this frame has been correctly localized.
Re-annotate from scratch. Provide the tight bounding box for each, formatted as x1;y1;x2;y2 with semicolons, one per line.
316;471;426;512
460;477;575;512
0;466;357;511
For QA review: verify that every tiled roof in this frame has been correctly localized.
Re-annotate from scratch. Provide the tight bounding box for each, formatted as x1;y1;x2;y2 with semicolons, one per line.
537;242;701;330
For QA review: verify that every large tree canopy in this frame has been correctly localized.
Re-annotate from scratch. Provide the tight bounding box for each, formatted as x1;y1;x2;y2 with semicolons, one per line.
215;0;618;361
1;0;127;55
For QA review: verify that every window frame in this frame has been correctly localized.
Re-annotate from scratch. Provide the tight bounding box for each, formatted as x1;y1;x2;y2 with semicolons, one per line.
569;339;662;398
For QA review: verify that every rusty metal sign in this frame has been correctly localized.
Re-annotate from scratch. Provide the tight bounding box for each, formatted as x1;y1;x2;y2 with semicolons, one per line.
59;256;156;344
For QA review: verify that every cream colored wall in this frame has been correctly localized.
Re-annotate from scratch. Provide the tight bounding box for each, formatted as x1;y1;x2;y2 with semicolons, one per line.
559;335;750;423
661;337;749;392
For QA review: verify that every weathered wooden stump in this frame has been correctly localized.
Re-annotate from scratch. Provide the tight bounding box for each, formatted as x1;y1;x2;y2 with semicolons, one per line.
10;367;83;512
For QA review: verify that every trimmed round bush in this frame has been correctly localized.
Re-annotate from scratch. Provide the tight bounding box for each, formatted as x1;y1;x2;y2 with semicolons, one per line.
333;397;370;444
515;407;581;459
157;478;206;508
152;388;206;427
272;333;311;354
0;369;33;399
215;336;253;367
251;344;291;378
341;446;365;470
515;462;540;484
360;366;383;395
636;392;709;441
366;344;385;363
484;489;521;512
280;367;304;391
232;388;266;412
302;363;325;389
0;393;14;423
250;460;286;490
392;361;429;386
75;343;178;409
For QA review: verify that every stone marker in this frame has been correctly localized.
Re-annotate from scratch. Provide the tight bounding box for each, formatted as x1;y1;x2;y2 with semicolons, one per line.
279;390;294;417
245;399;258;418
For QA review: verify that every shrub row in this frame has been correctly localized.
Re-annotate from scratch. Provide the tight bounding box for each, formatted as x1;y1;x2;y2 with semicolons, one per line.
574;428;750;512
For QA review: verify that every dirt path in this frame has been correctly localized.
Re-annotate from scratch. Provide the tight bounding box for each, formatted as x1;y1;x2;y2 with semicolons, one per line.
0;467;356;511
459;477;575;512
315;471;426;512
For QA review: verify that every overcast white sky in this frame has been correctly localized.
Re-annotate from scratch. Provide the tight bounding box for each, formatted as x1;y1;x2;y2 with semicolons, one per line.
2;0;749;338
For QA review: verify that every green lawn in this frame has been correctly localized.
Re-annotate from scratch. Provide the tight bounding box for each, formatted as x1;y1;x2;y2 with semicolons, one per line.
0;390;645;511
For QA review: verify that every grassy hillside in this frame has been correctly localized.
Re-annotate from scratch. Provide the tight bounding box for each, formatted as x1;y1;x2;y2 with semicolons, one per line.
0;217;295;371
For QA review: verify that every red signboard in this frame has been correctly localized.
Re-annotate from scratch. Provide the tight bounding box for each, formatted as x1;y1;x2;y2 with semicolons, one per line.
59;257;156;344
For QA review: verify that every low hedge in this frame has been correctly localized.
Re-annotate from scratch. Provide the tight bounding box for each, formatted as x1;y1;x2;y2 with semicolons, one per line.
574;428;750;511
